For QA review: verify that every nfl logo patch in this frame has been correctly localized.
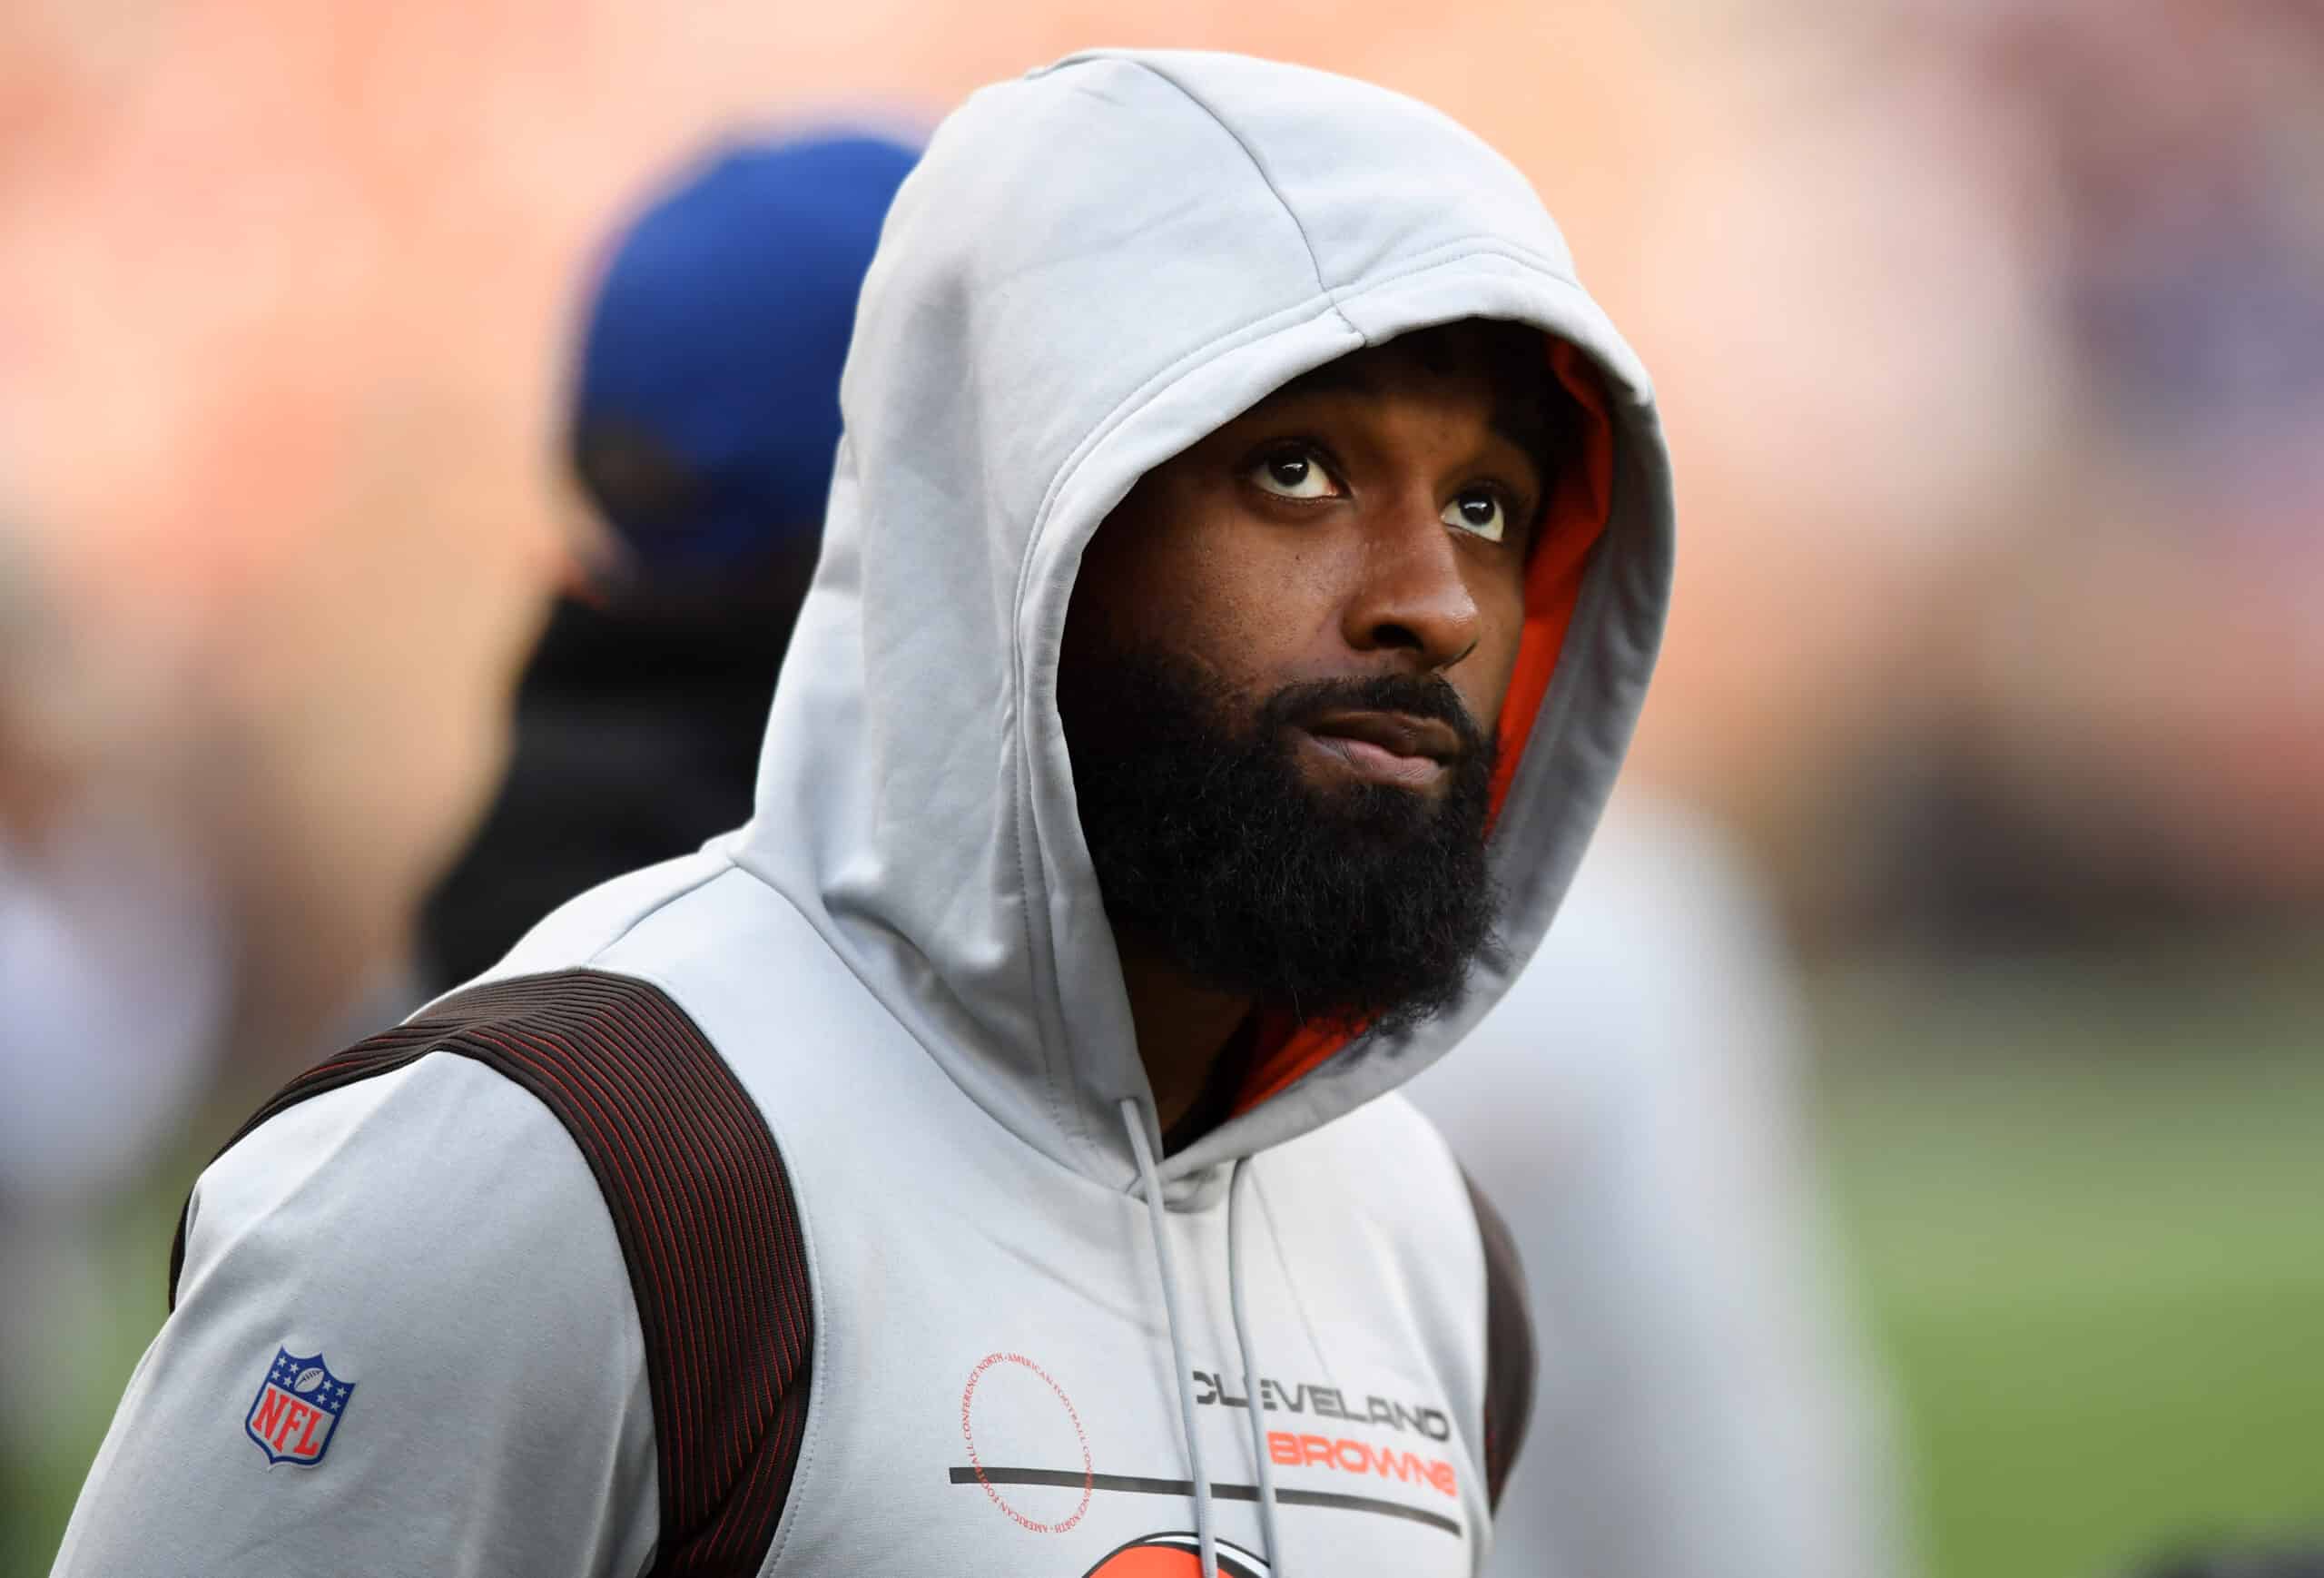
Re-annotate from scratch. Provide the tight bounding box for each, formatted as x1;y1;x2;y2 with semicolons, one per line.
244;1346;356;1466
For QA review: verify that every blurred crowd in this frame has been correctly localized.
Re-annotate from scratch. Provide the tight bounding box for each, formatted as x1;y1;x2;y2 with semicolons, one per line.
2;0;2318;1572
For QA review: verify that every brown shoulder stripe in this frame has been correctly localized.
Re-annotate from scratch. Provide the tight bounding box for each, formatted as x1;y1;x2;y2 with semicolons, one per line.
1462;1170;1537;1514
172;970;811;1578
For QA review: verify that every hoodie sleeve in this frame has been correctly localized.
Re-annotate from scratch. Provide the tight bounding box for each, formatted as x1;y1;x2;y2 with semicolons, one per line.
50;1050;660;1578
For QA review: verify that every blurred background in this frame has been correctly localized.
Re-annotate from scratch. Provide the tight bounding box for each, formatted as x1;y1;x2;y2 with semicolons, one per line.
2;0;2318;1573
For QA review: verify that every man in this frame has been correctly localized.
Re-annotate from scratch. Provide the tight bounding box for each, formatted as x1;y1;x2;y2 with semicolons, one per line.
54;48;1672;1578
460;117;1896;1578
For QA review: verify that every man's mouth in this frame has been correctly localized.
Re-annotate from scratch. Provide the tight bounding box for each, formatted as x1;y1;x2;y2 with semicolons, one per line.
1292;709;1462;791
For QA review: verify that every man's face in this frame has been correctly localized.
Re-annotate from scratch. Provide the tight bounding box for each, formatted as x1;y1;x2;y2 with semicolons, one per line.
1060;320;1564;1031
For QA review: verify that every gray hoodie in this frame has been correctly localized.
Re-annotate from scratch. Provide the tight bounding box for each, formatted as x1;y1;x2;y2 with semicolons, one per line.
55;48;1671;1578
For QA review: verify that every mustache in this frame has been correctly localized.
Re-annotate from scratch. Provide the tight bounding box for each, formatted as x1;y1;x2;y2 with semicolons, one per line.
1256;672;1491;760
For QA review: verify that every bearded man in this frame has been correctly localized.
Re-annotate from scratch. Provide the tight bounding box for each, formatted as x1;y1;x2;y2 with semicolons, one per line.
57;48;1670;1578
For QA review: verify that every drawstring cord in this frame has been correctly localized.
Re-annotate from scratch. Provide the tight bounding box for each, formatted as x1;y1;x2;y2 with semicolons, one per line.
1120;1102;1286;1578
1227;1157;1285;1573
1120;1099;1220;1578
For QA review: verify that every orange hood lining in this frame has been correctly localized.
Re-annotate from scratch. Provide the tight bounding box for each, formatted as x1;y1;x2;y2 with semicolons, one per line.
1231;338;1616;1115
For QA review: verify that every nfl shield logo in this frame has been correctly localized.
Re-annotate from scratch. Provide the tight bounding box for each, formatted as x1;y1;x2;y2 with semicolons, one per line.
244;1346;356;1466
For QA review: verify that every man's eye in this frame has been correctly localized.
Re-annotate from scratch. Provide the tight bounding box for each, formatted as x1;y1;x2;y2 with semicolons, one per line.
1249;449;1341;500
1443;488;1507;543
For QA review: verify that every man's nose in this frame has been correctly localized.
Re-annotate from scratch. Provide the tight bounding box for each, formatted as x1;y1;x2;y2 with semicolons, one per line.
1339;503;1483;672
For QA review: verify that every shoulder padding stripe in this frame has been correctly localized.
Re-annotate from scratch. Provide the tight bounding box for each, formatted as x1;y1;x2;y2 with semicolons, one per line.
172;970;811;1578
1462;1170;1536;1514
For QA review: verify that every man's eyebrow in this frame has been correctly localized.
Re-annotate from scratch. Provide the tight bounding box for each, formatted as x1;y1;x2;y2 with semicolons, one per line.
1246;357;1561;488
1487;410;1551;486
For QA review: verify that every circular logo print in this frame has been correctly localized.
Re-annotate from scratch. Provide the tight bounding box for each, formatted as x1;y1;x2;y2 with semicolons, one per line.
960;1352;1094;1534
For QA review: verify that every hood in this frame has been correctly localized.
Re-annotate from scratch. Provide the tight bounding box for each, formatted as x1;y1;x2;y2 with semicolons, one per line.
732;48;1674;1193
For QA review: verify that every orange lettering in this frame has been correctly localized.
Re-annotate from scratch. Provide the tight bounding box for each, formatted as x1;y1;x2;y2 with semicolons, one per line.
1369;1448;1420;1484
251;1390;289;1444
1270;1428;1458;1498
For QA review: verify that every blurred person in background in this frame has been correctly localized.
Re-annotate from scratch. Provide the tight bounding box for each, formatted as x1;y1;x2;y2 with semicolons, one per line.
0;538;229;1210
0;529;235;1521
1404;790;1914;1578
418;131;920;992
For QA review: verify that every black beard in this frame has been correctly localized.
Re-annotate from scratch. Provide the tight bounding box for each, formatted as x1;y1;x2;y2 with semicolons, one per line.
1059;646;1504;1035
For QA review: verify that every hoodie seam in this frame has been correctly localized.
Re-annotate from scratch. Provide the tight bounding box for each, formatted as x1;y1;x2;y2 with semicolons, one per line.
576;859;738;972
1040;54;1590;300
1100;72;1601;340
1341;235;1590;302
1123;58;1361;337
1250;1167;1335;1375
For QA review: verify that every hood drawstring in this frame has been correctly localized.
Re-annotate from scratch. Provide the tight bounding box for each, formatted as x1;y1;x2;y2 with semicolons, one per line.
1227;1156;1285;1571
1122;1099;1221;1578
1120;1100;1287;1578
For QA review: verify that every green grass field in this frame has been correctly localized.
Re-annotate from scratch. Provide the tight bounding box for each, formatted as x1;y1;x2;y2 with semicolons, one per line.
1814;941;2324;1578
10;939;2321;1574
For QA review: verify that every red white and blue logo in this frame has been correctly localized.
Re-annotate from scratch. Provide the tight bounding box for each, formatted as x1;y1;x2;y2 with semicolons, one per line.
244;1346;356;1467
